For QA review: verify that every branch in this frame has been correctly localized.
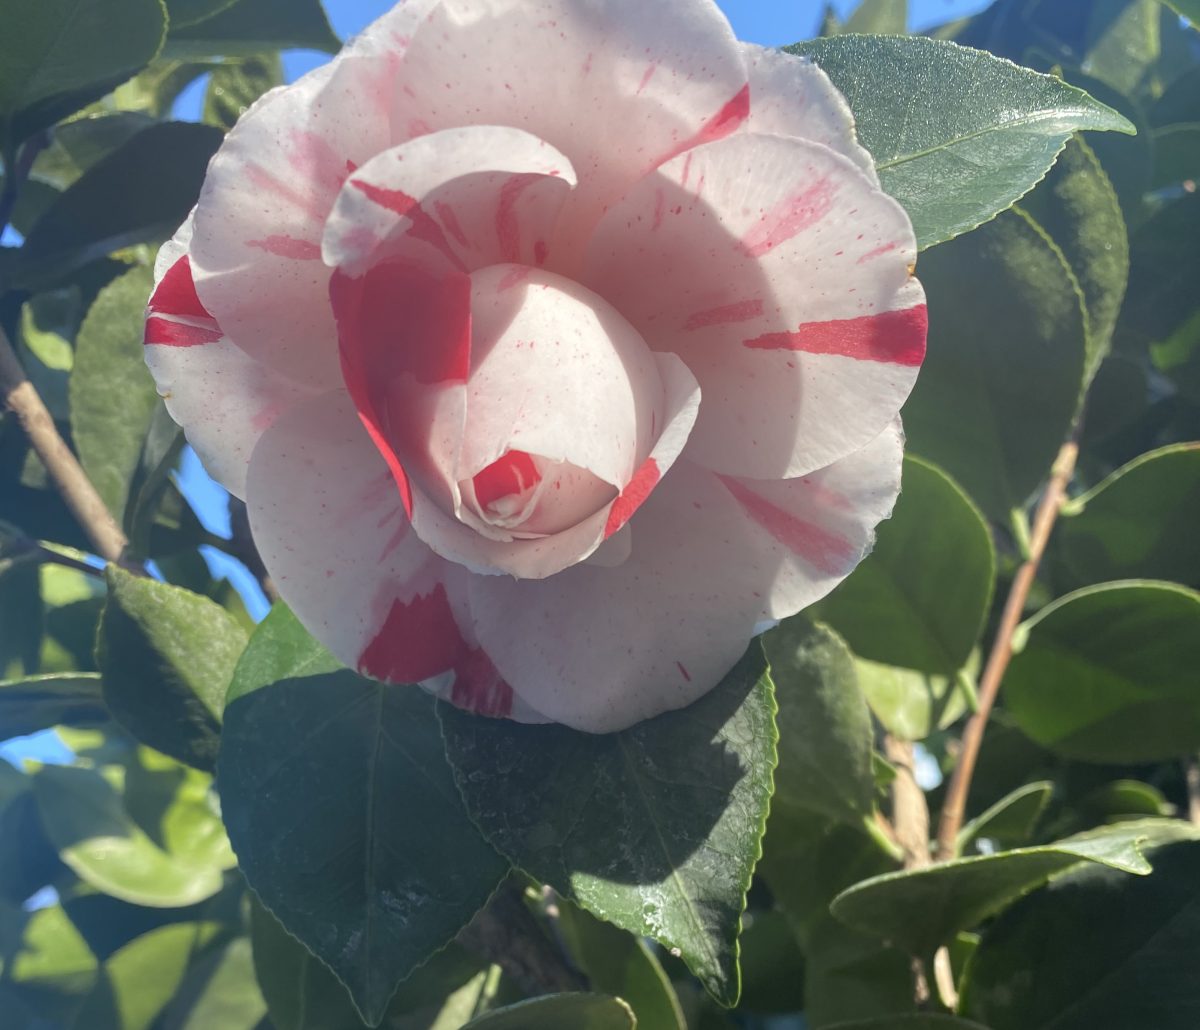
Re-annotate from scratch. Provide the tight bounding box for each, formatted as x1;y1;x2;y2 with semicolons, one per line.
456;879;585;996
0;324;130;565
935;436;1080;858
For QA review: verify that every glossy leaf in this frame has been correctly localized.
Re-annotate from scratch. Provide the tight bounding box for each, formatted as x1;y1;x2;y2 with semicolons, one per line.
0;0;165;149
31;763;231;908
99;567;247;771
1055;444;1200;591
787;35;1134;249
13;121;223;291
557;901;685;1030
462;994;636;1030
219;605;508;1027
830;820;1194;955
1005;582;1200;763
961;840;1200;1029
441;645;777;1007
817;455;994;675
69;266;160;524
165;0;340;57
762;617;875;826
958;781;1053;854
902;209;1087;519
1017;136;1129;382
0;673;107;741
70;921;225;1030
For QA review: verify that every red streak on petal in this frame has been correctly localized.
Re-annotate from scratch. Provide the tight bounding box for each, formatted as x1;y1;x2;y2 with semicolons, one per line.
144;317;221;348
683;298;764;331
533;240;549;266
473;450;541;510
604;457;660;538
658;84;751;170
451;649;514;718
246;235;322;260
676;661;692;682
149;257;210;320
434;201;469;247
495;176;535;263
379;520;408;560
245;163;328;223
740;177;835;258
652;188;666;231
637;63;658;94
719;476;855;576
351;179;461;266
498;265;533;291
858;240;899;264
744;306;927;367
359;583;465;684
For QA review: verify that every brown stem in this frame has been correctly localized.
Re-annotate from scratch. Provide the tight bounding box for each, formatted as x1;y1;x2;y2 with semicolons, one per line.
1;536;105;579
935;437;1080;858
0;325;130;564
885;736;931;870
456;880;585;996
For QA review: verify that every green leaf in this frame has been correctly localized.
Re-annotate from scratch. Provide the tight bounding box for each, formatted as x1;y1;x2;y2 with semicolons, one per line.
31;112;156;190
203;53;283;130
158;937;267;1030
1;902;98;1004
219;605;508;1027
902;209;1087;519
958;781;1053;853
762;617;876;826
1004;581;1200;763
0;0;166;150
1016;136;1129;382
830;820;1195;955
1161;0;1200;27
757;809;913;1025
165;0;242;30
440;646;777;1008
557;901;685;1030
1119;192;1200;351
843;0;907;34
98;566;247;772
70;921;225;1030
31;763;232;908
734;910;806;1014
854;658;973;742
165;0;340;57
462;995;636;1030
961;839;1200;1029
0;674;107;741
69;266;160;525
1055;444;1200;591
824;1018;992;1030
13;121;223;291
1151;123;1200;187
1081;0;1164;98
785;35;1135;249
111;60;216;118
816;455;995;675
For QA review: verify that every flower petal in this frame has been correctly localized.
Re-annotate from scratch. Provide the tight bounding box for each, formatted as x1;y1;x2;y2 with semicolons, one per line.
144;220;316;498
373;0;750;267
584;131;924;479
465;422;903;732
740;43;877;184
189;55;396;386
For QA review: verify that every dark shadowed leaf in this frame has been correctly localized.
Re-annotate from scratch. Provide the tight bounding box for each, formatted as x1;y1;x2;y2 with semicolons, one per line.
824;1018;992;1030
462;994;636;1030
219;605;508;1027
0;0;165;149
902;210;1087;519
98;567;247;771
441;645;777;1008
786;35;1134;248
816;455;994;675
166;0;340;57
0;674;107;741
1054;444;1200;591
165;0;242;30
1005;582;1200;763
961;840;1200;1029
958;781;1053;854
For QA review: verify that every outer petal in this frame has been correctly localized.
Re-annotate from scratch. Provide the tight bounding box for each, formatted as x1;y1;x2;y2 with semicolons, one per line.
466;421;902;732
144;220;316;498
740;43;878;184
245;389;538;719
189;54;397;386
584;131;924;480
374;0;751;269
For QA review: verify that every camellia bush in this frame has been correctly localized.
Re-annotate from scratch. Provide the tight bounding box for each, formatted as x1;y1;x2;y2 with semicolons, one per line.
1;0;1199;1027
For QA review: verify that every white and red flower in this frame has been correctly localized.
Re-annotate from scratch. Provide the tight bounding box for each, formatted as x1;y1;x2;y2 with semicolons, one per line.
145;0;925;732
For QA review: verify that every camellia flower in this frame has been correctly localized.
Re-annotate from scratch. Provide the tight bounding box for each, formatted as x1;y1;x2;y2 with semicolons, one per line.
144;0;926;732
